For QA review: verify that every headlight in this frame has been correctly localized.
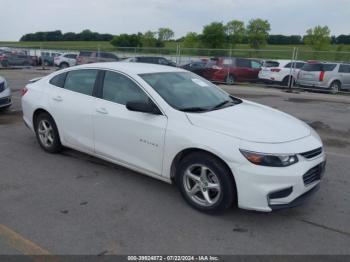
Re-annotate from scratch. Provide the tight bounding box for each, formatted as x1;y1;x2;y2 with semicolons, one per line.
240;149;298;167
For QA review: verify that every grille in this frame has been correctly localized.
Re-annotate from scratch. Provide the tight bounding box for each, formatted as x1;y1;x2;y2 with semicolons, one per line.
0;97;10;106
303;162;325;186
0;82;4;93
300;147;323;159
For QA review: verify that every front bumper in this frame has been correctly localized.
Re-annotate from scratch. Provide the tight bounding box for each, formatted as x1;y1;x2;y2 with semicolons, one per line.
0;96;12;108
228;151;326;212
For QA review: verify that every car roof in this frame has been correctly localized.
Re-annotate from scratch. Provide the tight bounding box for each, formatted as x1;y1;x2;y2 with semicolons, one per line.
71;62;185;74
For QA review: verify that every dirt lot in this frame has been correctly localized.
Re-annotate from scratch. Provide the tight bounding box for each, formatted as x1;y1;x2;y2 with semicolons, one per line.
0;68;349;255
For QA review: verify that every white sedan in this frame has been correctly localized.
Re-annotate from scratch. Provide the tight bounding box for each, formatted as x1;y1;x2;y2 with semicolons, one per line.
21;62;326;213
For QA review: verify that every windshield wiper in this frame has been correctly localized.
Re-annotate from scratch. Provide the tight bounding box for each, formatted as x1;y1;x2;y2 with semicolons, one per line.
179;107;209;112
211;100;235;110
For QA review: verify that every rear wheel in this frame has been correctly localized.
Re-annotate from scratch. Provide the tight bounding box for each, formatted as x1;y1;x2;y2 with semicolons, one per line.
282;76;294;87
225;75;235;85
330;81;341;94
59;62;69;69
176;152;236;213
34;112;62;153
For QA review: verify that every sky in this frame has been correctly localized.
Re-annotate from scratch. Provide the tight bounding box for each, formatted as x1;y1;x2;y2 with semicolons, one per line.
1;0;350;41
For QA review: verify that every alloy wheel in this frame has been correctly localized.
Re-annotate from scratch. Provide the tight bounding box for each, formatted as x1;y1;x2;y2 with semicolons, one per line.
183;164;221;207
37;119;54;148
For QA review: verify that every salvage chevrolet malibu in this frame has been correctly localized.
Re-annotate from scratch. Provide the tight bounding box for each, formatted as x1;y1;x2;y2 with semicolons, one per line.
21;62;326;213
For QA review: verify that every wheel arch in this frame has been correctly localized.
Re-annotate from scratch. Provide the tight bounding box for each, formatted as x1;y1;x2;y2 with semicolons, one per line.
170;147;238;205
170;148;236;183
32;109;62;141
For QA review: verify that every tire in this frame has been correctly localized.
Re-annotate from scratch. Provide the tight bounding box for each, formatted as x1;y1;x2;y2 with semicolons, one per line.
176;152;236;213
225;74;235;85
59;62;69;69
282;76;294;87
329;81;341;94
34;112;62;153
43;60;49;67
0;105;11;112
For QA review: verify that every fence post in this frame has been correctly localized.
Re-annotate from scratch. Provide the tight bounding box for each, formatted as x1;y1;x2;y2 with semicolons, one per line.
287;47;296;91
178;44;182;66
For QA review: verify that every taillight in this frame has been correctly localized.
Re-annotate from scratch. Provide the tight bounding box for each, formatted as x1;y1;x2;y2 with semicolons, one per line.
20;87;28;97
270;68;281;72
319;71;325;82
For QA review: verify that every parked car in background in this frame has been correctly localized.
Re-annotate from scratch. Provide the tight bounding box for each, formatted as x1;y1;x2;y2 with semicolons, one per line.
181;61;209;77
54;53;77;69
76;51;119;65
297;62;350;93
0;52;33;67
124;56;176;67
0;75;11;110
21;62;325;213
259;60;306;86
202;57;262;84
40;52;62;66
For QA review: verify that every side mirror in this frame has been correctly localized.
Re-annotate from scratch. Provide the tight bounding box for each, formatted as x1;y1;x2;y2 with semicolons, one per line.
126;100;162;115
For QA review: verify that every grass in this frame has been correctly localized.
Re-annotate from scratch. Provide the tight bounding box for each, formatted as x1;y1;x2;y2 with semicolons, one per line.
1;41;350;62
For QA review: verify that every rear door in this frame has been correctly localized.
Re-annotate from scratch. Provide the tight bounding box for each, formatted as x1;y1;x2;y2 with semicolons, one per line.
235;59;257;81
339;64;350;89
49;69;98;153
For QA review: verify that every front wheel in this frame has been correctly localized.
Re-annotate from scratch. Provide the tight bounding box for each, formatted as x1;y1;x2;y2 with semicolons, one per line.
35;112;62;153
60;62;69;69
176;153;236;213
225;75;235;85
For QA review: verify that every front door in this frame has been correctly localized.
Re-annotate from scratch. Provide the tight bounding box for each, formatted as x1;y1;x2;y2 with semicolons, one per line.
93;70;167;176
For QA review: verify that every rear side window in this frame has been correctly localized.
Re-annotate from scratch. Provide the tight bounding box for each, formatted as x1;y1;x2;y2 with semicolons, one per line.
296;62;305;69
49;73;66;87
323;64;337;71
64;54;77;59
303;63;337;72
100;52;118;59
264;61;280;67
236;59;251;68
102;71;149;105
339;64;350;73
79;51;93;57
64;70;97;96
251;61;261;69
302;63;323;72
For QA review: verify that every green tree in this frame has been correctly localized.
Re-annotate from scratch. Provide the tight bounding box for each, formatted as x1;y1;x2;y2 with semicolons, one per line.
201;22;226;48
110;34;142;47
304;25;331;51
182;32;200;48
225;20;245;47
158;28;174;42
246;19;271;49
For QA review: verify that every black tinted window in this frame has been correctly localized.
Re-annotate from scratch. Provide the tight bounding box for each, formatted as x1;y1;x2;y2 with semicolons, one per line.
264;61;280;67
64;70;97;96
302;63;323;72
79;51;93;57
49;73;66;87
323;64;337;71
138;57;154;63
236;59;251;68
102;71;148;105
339;64;350;73
296;62;305;69
65;54;77;59
100;52;117;59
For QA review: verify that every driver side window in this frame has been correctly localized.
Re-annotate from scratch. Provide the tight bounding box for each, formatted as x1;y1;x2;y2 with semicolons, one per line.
102;71;149;105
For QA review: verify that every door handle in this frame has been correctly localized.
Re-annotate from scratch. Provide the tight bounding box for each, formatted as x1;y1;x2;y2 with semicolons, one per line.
96;107;108;114
52;96;63;102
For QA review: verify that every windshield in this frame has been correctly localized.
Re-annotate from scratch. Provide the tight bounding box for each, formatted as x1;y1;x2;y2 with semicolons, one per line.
139;72;241;112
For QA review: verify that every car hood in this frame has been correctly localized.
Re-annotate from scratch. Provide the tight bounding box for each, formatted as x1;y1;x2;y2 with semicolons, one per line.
186;100;311;143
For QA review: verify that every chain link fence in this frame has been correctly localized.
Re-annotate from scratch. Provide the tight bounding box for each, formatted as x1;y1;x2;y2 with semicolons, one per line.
1;44;350;94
